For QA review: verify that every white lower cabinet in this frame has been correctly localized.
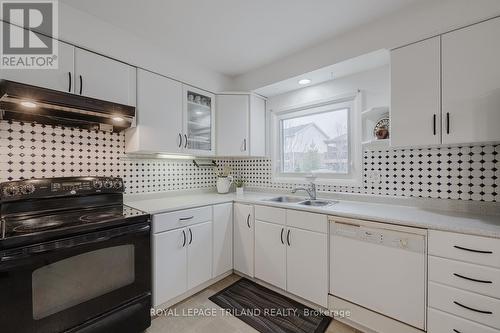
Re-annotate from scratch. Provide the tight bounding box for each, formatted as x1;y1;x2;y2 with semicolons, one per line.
152;207;213;307
213;203;233;277
286;227;328;307
253;206;328;307
187;222;213;290
234;203;254;277
153;228;187;306
255;220;286;290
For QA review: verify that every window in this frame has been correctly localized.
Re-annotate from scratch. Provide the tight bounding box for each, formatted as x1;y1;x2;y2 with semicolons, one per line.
271;93;361;185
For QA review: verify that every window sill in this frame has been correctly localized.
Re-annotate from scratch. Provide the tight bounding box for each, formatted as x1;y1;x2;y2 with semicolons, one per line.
272;175;362;187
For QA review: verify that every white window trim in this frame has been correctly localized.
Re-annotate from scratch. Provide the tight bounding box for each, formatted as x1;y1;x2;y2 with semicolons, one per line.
268;91;362;187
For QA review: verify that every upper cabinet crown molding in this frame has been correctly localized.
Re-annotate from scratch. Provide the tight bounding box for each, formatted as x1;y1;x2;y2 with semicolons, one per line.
216;93;266;157
390;17;500;148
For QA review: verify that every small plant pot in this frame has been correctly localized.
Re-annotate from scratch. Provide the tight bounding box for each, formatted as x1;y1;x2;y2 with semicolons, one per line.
216;177;232;194
236;187;244;196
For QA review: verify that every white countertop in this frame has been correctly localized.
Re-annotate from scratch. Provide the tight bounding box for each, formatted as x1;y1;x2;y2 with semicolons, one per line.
125;191;500;239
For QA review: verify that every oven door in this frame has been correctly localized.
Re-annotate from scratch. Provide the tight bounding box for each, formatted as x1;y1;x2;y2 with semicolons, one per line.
0;222;151;333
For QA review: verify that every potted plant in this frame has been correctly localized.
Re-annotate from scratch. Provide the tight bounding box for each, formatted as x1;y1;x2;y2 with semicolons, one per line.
234;178;245;196
216;166;233;194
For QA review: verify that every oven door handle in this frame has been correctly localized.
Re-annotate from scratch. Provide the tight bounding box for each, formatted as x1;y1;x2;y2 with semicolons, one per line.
1;223;150;262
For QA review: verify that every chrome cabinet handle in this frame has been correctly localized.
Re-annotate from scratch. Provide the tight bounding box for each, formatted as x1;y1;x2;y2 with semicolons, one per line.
184;134;188;148
68;72;72;92
454;245;492;254
287;229;291;246
178;133;182;148
188;228;193;245
280;228;284;245
453;301;492;314
453;273;492;284
79;75;83;95
182;230;186;247
179;216;194;221
246;214;251;228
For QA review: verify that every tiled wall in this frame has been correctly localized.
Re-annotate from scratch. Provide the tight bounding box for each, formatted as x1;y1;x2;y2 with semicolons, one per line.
0;120;498;202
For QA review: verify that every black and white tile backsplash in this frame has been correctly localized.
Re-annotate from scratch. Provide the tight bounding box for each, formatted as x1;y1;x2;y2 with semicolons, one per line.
0;120;498;202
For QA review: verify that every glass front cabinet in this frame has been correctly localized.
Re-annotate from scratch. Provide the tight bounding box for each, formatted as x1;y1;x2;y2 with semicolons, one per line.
183;85;215;156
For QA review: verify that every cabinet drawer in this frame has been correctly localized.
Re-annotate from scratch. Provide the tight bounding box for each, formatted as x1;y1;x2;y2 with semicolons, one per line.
429;256;500;299
286;210;327;233
153;206;212;233
429;282;500;329
255;205;286;225
428;308;499;333
429;230;500;268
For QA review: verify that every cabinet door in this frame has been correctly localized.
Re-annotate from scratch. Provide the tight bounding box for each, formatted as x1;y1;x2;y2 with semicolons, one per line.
249;95;266;156
153;228;187;306
213;203;233;277
442;17;500;144
125;69;183;154
0;39;74;93
286;227;328;307
183;85;215;156
233;203;254;276
74;48;136;105
391;37;441;147
216;94;249;156
255;220;286;289
187;221;212;290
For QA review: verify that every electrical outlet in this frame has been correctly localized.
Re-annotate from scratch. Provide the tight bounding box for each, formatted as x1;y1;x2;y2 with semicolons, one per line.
366;170;381;184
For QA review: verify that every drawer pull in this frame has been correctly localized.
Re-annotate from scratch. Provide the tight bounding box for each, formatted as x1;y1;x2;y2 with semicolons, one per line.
453;245;493;254
179;216;194;221
453;273;493;284
453;301;492;314
453;330;461;333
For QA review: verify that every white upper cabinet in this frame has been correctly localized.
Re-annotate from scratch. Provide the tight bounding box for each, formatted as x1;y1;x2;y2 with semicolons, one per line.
391;37;441;147
125;69;183;154
442;17;500;145
74;48;136;106
0;40;75;93
183;85;215;156
216;93;266;157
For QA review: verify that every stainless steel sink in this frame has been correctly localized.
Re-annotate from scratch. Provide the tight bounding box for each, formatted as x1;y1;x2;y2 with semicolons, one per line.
266;196;305;203
298;200;336;207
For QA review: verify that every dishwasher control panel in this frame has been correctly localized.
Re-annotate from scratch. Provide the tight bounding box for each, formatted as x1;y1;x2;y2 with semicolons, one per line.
332;222;425;253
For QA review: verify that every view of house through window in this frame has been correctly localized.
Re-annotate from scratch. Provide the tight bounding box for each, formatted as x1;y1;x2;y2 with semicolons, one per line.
280;106;349;174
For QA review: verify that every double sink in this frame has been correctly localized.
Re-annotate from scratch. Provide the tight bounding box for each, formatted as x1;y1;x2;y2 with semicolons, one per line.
265;196;337;207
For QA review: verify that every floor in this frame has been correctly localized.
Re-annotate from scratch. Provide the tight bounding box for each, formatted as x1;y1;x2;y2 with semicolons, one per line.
146;274;360;333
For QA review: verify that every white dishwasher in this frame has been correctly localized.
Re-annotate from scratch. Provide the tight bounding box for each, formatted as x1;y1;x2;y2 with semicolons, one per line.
330;217;427;331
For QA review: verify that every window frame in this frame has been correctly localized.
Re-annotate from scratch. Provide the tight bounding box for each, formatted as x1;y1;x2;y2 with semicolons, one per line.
269;91;362;186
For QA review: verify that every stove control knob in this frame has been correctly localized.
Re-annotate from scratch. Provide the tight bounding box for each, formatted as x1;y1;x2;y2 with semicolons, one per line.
93;180;103;190
103;179;113;189
113;180;123;189
20;184;36;195
3;185;19;197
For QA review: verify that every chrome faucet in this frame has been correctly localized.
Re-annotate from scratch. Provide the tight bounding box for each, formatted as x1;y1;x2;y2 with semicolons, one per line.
291;182;317;200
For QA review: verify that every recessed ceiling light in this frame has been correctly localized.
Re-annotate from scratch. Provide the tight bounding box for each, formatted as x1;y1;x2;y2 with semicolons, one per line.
298;79;311;85
112;116;124;122
20;101;37;108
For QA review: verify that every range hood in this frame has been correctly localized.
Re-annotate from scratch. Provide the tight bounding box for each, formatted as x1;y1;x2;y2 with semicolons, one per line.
0;80;135;132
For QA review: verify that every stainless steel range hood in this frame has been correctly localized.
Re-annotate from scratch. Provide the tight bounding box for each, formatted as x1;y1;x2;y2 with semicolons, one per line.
0;80;135;132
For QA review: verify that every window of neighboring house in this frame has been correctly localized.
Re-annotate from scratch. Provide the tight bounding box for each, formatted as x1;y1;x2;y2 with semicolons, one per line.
270;93;361;185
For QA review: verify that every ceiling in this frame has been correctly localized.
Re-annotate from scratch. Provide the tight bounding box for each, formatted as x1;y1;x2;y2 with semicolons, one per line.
60;0;416;77
255;49;390;97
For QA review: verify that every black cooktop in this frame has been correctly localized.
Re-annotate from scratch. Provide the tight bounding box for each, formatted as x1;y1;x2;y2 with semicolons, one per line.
1;204;149;249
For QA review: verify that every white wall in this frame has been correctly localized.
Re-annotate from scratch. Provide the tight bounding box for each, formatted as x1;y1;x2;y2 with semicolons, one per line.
234;0;500;91
268;65;389;112
57;3;231;92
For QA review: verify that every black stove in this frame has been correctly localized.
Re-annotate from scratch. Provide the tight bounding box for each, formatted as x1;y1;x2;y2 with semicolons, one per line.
0;177;152;333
